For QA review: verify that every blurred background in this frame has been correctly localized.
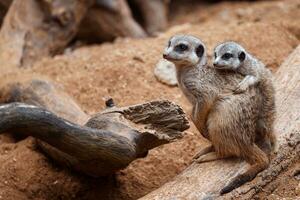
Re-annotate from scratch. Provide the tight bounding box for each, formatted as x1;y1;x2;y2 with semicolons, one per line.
0;0;299;68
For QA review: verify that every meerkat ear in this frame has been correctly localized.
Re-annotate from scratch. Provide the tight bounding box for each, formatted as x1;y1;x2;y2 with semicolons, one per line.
238;51;246;62
196;44;204;58
168;36;174;47
167;40;171;47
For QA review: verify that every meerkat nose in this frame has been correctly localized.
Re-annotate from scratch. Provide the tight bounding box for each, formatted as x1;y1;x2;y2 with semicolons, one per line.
163;54;169;59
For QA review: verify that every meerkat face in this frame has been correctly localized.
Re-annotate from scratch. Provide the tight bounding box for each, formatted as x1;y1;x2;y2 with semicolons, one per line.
163;35;206;67
213;42;246;70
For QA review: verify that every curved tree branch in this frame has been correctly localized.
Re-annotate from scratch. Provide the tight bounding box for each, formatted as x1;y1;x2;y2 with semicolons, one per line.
0;102;137;176
0;78;189;177
0;77;89;124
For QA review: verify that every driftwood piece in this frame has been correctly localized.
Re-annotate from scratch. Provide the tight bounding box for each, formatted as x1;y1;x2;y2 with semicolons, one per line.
0;0;11;25
140;46;300;200
0;78;189;177
0;0;93;68
130;0;169;35
77;0;147;42
0;77;89;124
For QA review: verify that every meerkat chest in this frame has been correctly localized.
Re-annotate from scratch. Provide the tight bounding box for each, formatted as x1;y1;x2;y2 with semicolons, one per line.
177;73;198;104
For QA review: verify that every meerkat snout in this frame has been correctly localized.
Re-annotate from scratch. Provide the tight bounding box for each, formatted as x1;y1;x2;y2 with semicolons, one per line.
162;52;170;59
213;57;220;68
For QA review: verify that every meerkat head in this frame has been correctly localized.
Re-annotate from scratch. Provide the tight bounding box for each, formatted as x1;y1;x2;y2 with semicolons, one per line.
213;41;247;70
163;35;207;67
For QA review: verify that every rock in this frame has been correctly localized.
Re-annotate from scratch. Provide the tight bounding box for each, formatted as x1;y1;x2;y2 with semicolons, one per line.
154;59;177;86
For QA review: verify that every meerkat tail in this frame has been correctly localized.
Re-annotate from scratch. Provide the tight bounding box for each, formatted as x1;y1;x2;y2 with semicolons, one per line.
220;144;269;194
269;132;278;152
220;168;258;194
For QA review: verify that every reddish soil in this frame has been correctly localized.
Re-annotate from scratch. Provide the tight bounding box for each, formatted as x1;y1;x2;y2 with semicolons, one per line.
0;0;299;199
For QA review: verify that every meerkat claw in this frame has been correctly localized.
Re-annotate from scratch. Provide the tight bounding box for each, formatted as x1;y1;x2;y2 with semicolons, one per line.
193;152;219;163
233;84;248;94
233;88;245;94
192;145;214;160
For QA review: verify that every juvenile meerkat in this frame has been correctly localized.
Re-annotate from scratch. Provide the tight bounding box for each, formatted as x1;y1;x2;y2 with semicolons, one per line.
213;41;276;152
163;35;270;194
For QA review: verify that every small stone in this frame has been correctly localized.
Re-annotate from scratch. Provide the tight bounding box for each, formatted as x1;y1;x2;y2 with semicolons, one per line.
219;10;230;21
287;141;294;147
154;59;177;86
133;56;144;63
64;47;72;55
293;169;300;179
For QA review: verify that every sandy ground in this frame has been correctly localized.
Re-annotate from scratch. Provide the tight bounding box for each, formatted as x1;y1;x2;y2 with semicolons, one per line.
0;0;299;199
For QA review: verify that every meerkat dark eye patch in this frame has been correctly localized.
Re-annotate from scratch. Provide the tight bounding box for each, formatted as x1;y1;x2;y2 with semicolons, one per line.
168;40;171;47
238;51;246;62
196;44;204;58
214;52;217;58
222;53;233;60
175;44;189;52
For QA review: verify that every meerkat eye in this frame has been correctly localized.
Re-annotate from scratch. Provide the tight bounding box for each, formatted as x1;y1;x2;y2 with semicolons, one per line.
222;53;233;60
175;43;189;52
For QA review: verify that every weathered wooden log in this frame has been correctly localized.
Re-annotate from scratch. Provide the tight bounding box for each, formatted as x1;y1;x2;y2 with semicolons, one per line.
140;46;300;200
0;0;93;68
77;0;147;42
0;78;189;177
130;0;169;35
0;77;89;124
0;0;12;25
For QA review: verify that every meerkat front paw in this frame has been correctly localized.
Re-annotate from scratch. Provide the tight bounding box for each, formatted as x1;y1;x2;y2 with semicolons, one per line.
218;93;232;100
234;82;249;94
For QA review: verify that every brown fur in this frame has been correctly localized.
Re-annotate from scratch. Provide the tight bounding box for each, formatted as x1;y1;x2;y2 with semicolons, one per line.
213;41;276;152
255;73;276;152
163;35;271;194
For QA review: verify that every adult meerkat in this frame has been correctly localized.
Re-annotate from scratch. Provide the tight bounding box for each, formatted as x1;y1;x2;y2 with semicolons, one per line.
163;35;270;194
213;41;276;152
